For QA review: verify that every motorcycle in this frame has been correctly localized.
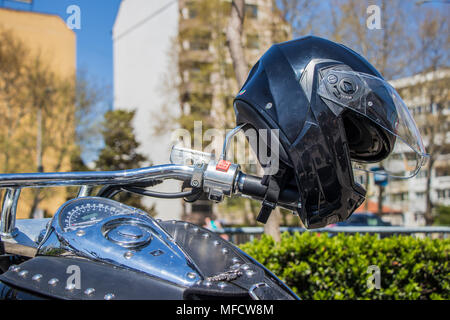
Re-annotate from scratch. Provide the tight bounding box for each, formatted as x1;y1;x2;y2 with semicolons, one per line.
0;128;300;300
0;35;428;301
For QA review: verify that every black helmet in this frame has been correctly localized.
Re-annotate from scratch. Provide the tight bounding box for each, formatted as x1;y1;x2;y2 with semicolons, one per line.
233;36;427;228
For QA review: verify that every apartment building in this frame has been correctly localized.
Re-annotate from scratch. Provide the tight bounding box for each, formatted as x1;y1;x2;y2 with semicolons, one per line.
361;69;450;226
113;0;290;222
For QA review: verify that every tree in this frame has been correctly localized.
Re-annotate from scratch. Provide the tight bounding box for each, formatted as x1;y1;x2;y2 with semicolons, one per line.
433;205;450;226
226;0;286;241
0;27;34;174
95;109;155;215
226;0;248;87
0;27;80;218
276;0;317;37
400;7;449;225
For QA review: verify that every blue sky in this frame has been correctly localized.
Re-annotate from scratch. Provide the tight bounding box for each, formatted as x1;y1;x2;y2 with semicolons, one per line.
1;0;122;103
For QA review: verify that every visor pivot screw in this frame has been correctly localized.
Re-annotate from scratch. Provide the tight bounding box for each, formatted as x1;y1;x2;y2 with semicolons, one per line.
327;74;338;84
339;78;356;94
368;101;373;107
265;102;273;109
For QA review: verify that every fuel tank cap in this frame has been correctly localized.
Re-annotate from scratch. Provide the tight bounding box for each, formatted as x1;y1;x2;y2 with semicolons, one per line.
115;225;144;239
103;219;152;248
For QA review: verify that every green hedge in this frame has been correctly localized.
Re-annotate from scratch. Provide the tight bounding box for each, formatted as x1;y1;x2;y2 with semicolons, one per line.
240;232;450;300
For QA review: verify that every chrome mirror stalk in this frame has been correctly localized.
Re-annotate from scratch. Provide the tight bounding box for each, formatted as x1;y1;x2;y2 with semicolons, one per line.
0;188;21;239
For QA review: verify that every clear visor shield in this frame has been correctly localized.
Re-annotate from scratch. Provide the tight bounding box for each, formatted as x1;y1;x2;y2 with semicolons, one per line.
318;70;428;178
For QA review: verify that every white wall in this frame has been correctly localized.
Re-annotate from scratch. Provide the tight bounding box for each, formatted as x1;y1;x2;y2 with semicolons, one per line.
113;0;182;220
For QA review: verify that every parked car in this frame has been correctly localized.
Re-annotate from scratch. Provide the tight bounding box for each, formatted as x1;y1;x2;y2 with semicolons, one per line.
332;212;392;227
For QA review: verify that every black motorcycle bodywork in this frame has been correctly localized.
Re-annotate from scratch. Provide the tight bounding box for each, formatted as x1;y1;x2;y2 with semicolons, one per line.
0;198;298;300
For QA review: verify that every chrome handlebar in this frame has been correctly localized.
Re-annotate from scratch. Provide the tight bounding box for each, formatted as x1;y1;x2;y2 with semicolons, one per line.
0;161;301;239
0;164;194;239
0;164;195;188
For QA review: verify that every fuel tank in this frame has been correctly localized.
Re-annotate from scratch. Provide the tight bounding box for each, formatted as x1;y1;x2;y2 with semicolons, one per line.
0;197;298;300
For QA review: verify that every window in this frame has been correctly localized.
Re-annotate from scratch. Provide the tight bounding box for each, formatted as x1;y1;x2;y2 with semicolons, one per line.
355;174;365;185
190;40;209;51
416;169;428;179
189;32;211;51
246;34;259;50
367;217;380;226
436;167;450;177
186;93;212;117
437;189;450;199
391;192;409;202
223;95;234;109
416;106;422;115
245;4;258;19
186;2;198;19
224;63;235;79
189;62;212;83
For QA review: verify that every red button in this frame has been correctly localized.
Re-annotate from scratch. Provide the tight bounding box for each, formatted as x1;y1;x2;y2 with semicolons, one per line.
216;160;231;172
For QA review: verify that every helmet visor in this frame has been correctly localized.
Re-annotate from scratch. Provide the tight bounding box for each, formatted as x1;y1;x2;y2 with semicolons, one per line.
318;70;428;178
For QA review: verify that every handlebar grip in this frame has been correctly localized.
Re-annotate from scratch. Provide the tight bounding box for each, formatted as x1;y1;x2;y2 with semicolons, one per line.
237;173;300;211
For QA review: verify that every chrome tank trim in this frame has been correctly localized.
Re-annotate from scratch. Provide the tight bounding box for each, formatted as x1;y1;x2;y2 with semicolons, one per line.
37;197;203;287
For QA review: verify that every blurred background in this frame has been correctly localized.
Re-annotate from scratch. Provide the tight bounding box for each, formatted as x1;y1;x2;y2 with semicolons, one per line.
0;0;448;231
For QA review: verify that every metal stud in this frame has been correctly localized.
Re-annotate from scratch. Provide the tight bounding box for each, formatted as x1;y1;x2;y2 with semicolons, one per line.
186;272;197;280
48;278;59;286
150;249;164;256
65;283;76;291
8;265;20;272
76;229;85;237
221;248;229;254
84;288;95;296
192;227;199;232
230;263;241;270
203;280;212;287
104;293;115;300
241;264;250;270
32;274;43;281
231;257;240;264
18;270;28;278
213;240;220;246
246;270;255;277
202;232;210;239
124;251;133;259
217;282;227;289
